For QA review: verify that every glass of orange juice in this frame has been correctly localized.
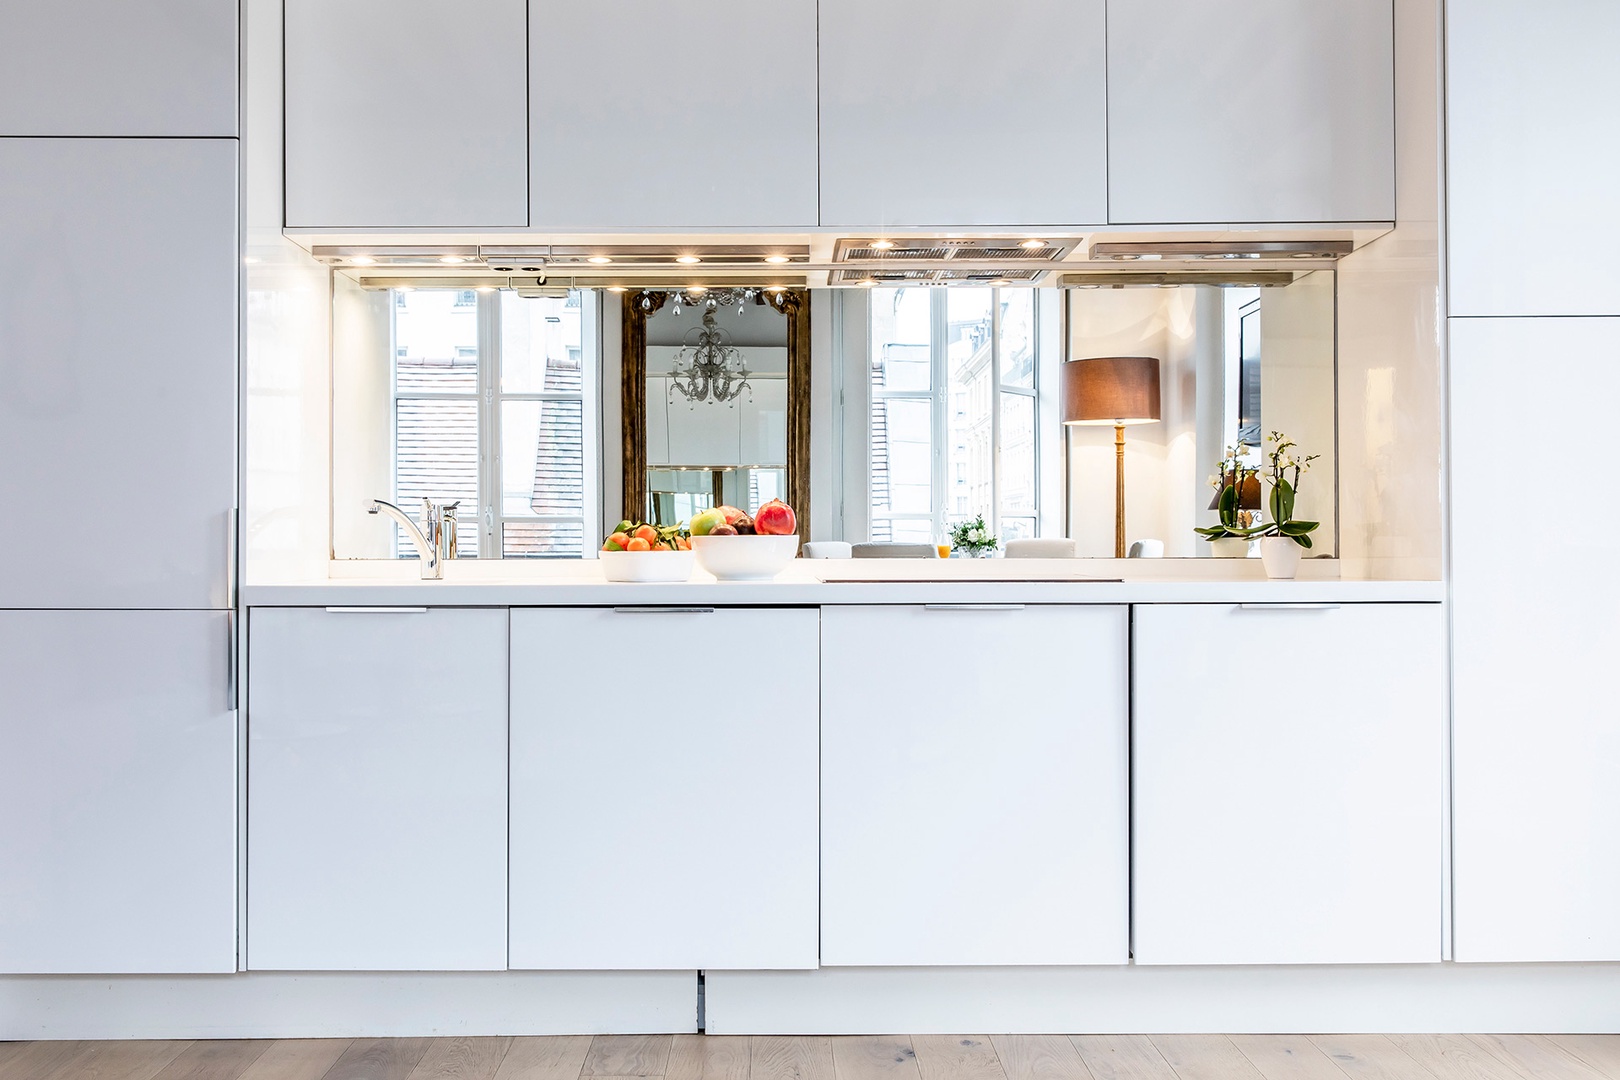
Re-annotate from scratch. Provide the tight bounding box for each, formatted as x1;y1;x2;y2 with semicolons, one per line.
936;544;952;559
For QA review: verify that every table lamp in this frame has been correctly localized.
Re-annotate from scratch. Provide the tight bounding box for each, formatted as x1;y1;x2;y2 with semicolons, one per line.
1062;356;1162;558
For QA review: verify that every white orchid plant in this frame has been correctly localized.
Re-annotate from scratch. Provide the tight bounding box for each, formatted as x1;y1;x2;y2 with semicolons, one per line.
1195;444;1264;542
1258;431;1321;549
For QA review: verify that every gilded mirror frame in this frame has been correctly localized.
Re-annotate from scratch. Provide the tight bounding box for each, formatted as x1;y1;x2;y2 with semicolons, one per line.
621;289;811;538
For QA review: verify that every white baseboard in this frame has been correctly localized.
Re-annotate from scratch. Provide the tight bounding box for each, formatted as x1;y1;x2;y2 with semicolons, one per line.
0;971;698;1040
704;964;1620;1034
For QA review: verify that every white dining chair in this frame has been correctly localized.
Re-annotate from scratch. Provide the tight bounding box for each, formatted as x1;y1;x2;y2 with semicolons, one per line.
1004;538;1078;559
802;541;853;559
850;542;939;559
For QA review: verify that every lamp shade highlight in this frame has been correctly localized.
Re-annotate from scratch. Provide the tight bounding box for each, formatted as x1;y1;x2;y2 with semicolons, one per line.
1062;355;1161;426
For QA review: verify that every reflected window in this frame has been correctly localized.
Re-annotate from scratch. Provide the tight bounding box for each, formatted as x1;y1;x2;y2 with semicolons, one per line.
869;287;1044;543
392;288;597;559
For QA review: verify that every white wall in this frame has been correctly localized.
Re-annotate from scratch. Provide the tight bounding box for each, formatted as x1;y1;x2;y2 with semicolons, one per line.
1067;288;1201;557
1334;0;1444;581
243;0;334;582
1261;270;1338;551
330;276;393;559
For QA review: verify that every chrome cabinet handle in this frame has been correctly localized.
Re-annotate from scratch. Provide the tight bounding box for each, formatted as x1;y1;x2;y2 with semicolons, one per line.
324;606;429;614
613;606;715;614
226;610;237;712
923;604;1027;611
1238;603;1341;611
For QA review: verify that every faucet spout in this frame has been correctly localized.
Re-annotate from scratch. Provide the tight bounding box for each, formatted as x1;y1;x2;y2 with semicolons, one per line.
368;499;442;579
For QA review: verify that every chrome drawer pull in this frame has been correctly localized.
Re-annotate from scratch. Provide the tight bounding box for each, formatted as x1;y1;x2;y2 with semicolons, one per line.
1238;603;1341;611
324;606;429;614
613;606;716;614
923;604;1027;611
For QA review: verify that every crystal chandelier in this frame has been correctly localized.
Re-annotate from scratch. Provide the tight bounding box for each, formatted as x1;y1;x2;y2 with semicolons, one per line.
669;303;752;405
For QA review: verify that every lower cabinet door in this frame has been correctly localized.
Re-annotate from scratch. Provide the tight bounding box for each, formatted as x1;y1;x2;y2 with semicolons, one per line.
0;610;236;973
509;606;819;970
820;604;1130;966
247;607;508;971
1132;603;1445;965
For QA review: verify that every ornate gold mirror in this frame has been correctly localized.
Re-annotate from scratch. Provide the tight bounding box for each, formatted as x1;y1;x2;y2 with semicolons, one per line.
621;288;810;537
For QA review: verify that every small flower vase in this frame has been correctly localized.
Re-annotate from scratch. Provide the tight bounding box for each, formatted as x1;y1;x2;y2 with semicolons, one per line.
1210;536;1249;559
1260;536;1303;579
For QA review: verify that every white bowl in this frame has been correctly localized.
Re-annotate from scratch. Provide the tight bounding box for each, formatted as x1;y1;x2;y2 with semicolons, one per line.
599;549;696;583
690;534;800;581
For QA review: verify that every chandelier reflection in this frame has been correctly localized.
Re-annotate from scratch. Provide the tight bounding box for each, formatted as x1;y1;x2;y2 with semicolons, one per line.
669;303;752;406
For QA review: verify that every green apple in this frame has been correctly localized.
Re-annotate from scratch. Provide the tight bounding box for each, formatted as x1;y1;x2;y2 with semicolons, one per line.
688;508;728;536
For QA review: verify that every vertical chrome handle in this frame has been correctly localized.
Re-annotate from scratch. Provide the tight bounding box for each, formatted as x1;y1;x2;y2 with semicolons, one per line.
226;506;238;610
226;610;237;713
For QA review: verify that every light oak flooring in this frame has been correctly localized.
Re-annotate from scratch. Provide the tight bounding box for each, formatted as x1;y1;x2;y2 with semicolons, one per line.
1;1035;1617;1080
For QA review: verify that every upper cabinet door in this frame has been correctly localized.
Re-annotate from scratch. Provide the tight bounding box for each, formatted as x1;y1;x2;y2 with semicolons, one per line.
0;611;236;974
530;1;818;229
0;139;237;609
1448;1;1620;316
284;0;528;228
0;1;236;136
1107;0;1395;225
818;0;1108;228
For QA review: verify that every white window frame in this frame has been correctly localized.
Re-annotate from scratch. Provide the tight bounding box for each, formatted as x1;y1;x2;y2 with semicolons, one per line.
865;287;1053;543
391;288;599;559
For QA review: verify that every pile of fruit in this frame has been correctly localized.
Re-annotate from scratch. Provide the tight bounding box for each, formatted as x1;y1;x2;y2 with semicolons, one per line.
600;520;690;552
600;499;798;552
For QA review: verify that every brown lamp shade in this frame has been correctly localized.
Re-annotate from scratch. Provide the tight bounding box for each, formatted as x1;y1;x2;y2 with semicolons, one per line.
1208;473;1263;510
1062;356;1162;426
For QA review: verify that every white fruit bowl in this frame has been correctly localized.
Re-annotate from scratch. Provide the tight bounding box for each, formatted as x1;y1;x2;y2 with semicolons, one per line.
599;549;696;583
690;534;800;581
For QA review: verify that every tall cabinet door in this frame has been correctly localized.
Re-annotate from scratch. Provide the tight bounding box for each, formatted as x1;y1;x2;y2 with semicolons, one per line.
510;607;819;970
1447;1;1620;316
247;608;509;971
1451;317;1620;960
1133;603;1444;965
818;0;1108;228
530;0;818;229
0;611;235;973
1107;0;1395;224
284;0;528;228
0;138;237;609
820;604;1129;966
0;1;236;136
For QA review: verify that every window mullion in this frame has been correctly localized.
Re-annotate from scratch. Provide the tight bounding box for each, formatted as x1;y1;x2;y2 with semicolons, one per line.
931;288;949;543
990;289;1003;540
480;291;501;559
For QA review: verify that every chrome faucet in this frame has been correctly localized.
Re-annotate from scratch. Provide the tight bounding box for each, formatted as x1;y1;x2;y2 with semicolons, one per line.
368;499;441;579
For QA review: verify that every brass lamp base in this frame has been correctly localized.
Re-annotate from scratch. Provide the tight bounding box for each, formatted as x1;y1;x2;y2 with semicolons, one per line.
1113;422;1126;560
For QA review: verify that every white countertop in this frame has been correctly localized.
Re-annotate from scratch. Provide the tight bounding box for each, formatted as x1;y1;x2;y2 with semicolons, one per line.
242;558;1444;607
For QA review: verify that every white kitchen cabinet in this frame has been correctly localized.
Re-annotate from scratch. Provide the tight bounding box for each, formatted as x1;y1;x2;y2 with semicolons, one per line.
0;611;235;974
818;0;1107;228
740;379;788;468
1132;603;1444;966
1107;0;1395;225
0;1;236;136
530;0;817;228
0;139;237;609
509;606;819;970
284;0;528;228
1448;1;1620;316
665;395;744;468
247;607;508;971
1450;317;1620;960
820;604;1129;966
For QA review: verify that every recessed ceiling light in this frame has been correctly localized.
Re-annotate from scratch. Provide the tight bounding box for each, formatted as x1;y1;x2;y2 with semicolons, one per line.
476;286;496;293
860;279;876;287
765;254;790;264
438;256;466;265
870;240;895;251
676;255;702;265
395;285;414;292
607;286;627;293
350;255;376;266
588;256;613;265
687;285;707;293
1020;239;1047;250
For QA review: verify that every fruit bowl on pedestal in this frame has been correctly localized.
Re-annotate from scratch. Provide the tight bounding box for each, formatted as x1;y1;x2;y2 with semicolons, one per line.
690;534;800;581
599;550;697;583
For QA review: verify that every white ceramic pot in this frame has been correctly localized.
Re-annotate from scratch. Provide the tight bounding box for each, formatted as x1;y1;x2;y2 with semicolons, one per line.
690;534;800;581
1260;536;1304;579
1210;536;1250;559
599;549;697;583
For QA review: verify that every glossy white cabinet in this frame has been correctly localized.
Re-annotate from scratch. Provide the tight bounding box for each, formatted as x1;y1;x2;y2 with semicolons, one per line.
1132;603;1444;965
530;0;817;228
818;0;1108;228
1451;317;1620;960
0;611;235;973
1447;1;1620;316
820;604;1129;966
666;395;744;468
247;607;508;971
1107;0;1395;224
284;0;528;228
0;139;237;609
645;377;672;467
0;1;236;136
509;607;819;970
740;380;788;468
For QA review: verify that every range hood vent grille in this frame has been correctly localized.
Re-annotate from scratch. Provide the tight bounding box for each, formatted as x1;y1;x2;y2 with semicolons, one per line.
833;237;1074;264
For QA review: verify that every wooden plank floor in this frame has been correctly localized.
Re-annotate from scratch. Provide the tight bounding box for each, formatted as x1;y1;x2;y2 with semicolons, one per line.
0;1036;1616;1080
